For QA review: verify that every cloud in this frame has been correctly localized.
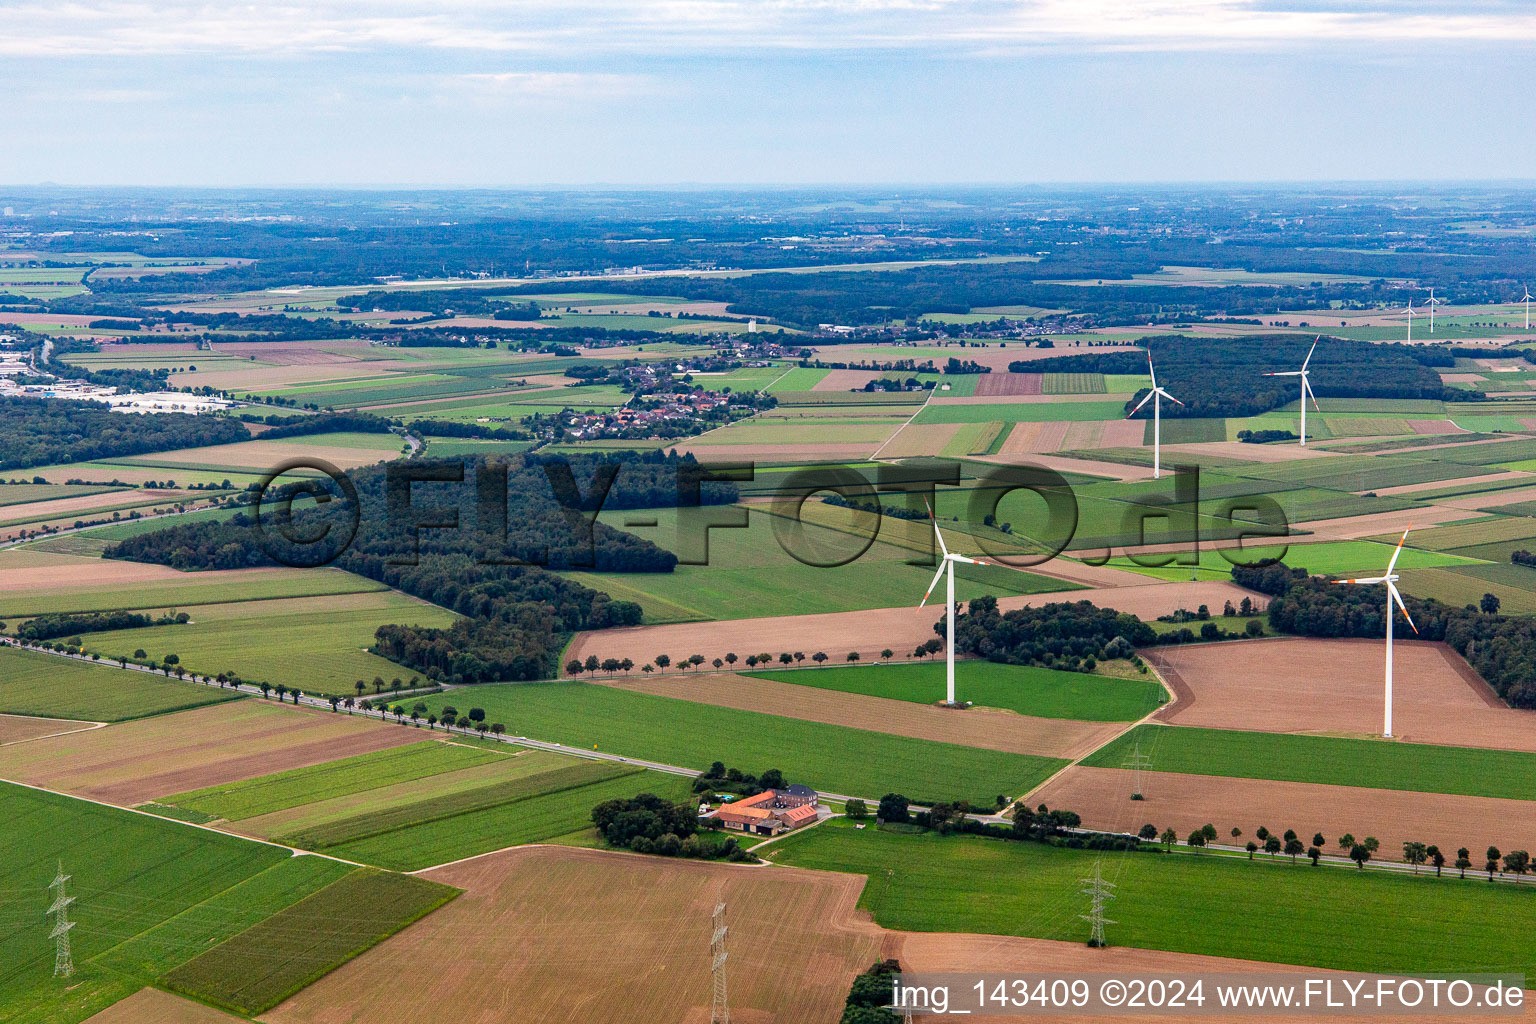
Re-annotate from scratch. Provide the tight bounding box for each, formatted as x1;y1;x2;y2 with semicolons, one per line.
1;1;1534;58
455;72;657;98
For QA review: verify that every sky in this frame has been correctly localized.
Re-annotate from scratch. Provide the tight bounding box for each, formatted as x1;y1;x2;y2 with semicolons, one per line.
2;0;1535;186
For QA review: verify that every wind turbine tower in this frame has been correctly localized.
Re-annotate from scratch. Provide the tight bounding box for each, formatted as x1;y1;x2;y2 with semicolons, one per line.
1405;299;1416;343
1425;287;1444;333
1263;336;1321;446
1335;527;1417;739
920;502;993;707
1522;286;1532;331
1126;348;1182;479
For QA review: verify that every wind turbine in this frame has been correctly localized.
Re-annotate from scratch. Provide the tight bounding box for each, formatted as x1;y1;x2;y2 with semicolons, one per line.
1263;336;1321;446
1425;287;1445;333
1521;286;1532;331
919;503;990;707
1404;298;1416;343
1335;527;1418;739
1125;348;1182;479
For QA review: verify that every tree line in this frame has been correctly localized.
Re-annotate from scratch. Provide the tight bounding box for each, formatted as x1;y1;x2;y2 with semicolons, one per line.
0;395;250;471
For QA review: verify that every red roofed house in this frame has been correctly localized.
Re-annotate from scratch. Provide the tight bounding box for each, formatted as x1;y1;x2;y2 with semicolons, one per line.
711;787;821;836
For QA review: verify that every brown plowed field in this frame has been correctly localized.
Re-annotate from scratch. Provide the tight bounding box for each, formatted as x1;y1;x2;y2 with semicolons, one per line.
896;931;1529;1023
975;452;1158;482
1061;419;1144;449
0;714;97;745
975;372;1043;396
1408;418;1468;435
264;846;890;1024
0;488;193;524
1366;471;1528;497
1033;766;1536;865
1286;504;1477;539
0;549;307;591
1146;637;1536;751
119;438;399;471
1441;483;1536;509
566;581;1259;672
0;700;419;805
85;987;244;1024
588;671;1125;759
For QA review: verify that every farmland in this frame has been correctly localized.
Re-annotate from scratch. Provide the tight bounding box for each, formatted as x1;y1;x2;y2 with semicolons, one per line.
162;868;457;1016
0;563;387;618
769;821;1536;977
72;591;461;696
1083;724;1536;801
0;645;242;721
263;846;885;1024
742;659;1166;721
413;681;1066;804
0;782;326;1024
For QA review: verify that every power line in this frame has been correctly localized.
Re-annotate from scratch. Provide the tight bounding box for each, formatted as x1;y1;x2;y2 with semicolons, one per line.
1079;859;1117;949
47;861;75;979
1122;741;1153;801
710;901;730;1024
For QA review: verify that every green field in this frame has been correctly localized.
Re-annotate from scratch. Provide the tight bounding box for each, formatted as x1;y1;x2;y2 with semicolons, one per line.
162;868;457;1016
0;646;242;722
0;484;121;506
769;821;1536;977
414;682;1066;805
0;565;386;617
1104;539;1484;582
567;505;1074;623
744;661;1165;721
325;766;688;870
76;591;460;696
282;758;637;851
0;783;325;1024
162;740;505;821
1085;724;1536;800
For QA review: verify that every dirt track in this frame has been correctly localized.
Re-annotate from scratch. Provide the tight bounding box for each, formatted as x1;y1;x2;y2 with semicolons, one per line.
1032;765;1536;867
589;671;1126;759
567;581;1259;672
1146;637;1536;751
265;845;890;1024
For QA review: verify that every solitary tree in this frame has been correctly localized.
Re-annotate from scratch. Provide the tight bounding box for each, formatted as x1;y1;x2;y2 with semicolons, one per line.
1138;824;1158;841
845;799;869;820
566;658;584;677
1186;829;1207;852
372;676;384;695
655;654;670;670
724;653;737;666
1159;828;1177;851
585;654;600;674
794;652;805;664
355;680;366;699
1230;827;1242;841
1427;845;1445;877
1481;592;1502;615
1456;848;1472;879
491;723;506;738
881;649;893;662
1487;846;1502;880
1403;841;1428;875
1503;850;1530;877
621;658;633;674
846;651;861;662
1350;843;1371;870
689;654;705;670
779;652;793;665
641;663;654;674
813;651;828;665
1245;841;1259;859
713;658;724;670
391;678;403;698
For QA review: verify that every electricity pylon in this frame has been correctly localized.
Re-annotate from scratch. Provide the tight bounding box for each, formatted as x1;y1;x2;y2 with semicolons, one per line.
710;901;730;1024
1079;861;1117;948
1122;742;1152;801
47;861;75;978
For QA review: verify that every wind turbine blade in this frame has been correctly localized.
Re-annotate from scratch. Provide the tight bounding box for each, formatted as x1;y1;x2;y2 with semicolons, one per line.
924;498;950;558
1146;347;1157;389
1127;390;1155;418
1386;525;1413;575
1302;335;1319;371
1336;576;1387;585
1264;371;1302;377
952;555;979;565
1159;388;1184;407
1303;375;1320;412
918;561;946;608
1388;582;1418;634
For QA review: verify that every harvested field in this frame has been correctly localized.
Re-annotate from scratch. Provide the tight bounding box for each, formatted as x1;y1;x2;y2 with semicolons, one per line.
875;422;961;458
114;436;399;472
1061;419;1145;449
974;372;1043;396
0;488;193;526
264;846;889;1024
589;671;1127;759
85;988;246;1024
566;580;1260;671
973;451;1157;481
1433;482;1536;509
0;713;99;745
1408;418;1468;434
811;368;884;391
0;700;420;806
1146;637;1536;751
997;419;1069;454
1163;440;1336;463
896;932;1528;1024
1033;765;1536;867
1286;503;1475;540
1366;471;1530;496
